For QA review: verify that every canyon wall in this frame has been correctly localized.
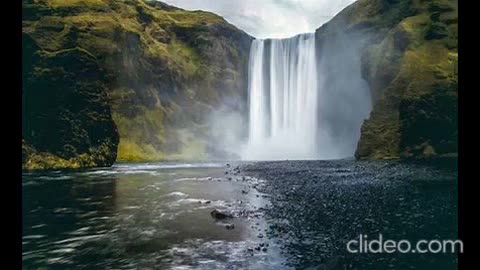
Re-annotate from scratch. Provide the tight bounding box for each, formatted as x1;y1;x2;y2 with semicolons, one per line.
22;0;252;169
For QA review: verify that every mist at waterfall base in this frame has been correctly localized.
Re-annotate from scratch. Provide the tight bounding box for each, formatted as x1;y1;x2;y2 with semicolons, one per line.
239;32;372;161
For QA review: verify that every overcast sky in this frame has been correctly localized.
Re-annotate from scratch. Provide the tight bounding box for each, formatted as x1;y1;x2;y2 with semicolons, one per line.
161;0;357;39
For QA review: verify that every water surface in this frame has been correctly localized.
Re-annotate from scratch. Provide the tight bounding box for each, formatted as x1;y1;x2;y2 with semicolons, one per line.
23;162;282;269
23;160;458;269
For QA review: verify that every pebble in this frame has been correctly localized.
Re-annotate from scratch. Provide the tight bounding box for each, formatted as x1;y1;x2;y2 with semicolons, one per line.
238;160;457;268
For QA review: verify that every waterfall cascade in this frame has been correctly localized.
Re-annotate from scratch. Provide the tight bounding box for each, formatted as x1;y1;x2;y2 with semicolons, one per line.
241;32;372;161
242;33;320;160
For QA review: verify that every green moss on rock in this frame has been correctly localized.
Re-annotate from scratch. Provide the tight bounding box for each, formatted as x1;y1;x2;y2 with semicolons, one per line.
314;0;458;160
345;0;458;160
22;31;119;170
23;0;252;168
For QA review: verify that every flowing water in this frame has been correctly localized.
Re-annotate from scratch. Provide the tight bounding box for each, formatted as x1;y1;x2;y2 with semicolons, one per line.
243;33;319;160
22;160;458;269
22;162;284;270
242;32;373;161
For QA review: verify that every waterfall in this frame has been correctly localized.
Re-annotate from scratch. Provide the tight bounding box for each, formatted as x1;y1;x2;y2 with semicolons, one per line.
242;32;372;161
243;33;320;160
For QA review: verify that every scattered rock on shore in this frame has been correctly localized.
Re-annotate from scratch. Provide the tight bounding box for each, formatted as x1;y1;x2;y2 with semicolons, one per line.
210;209;233;219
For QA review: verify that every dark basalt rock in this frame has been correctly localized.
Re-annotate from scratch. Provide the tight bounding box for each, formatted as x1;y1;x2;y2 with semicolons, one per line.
240;160;457;269
425;22;449;40
210;209;233;219
22;33;119;170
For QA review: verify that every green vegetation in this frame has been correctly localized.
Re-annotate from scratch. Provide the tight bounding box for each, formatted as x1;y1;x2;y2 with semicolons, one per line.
348;0;458;160
22;0;252;169
23;0;456;166
23;139;117;170
315;0;457;160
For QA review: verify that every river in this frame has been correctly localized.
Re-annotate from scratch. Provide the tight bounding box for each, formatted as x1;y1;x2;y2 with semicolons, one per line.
23;160;458;269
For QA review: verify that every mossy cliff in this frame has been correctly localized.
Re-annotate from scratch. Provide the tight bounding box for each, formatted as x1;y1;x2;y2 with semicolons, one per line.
22;29;119;170
22;0;252;169
315;0;457;160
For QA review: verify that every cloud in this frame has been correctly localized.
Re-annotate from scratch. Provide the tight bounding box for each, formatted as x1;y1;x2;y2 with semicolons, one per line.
160;0;357;38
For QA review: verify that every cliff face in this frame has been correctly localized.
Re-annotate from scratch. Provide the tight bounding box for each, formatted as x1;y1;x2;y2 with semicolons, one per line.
23;0;457;168
22;19;119;170
22;0;252;169
315;0;458;160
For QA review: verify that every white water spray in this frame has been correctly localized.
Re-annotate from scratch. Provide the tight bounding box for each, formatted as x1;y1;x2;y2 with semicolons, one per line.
242;33;321;160
241;30;372;161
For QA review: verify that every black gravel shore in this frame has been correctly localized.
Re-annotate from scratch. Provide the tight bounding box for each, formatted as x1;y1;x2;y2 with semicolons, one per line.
240;160;458;270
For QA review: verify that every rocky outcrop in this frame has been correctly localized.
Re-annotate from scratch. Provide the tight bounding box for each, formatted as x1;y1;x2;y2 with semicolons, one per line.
22;31;119;170
315;0;458;160
23;0;457;167
22;0;252;169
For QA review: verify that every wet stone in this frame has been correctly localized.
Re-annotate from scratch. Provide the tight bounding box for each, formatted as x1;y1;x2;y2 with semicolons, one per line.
210;209;233;219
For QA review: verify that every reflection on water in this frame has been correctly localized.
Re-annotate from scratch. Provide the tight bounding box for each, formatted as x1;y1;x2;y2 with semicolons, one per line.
23;162;284;269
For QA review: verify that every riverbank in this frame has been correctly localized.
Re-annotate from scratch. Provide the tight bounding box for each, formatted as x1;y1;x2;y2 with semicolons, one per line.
241;160;458;269
23;160;458;269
